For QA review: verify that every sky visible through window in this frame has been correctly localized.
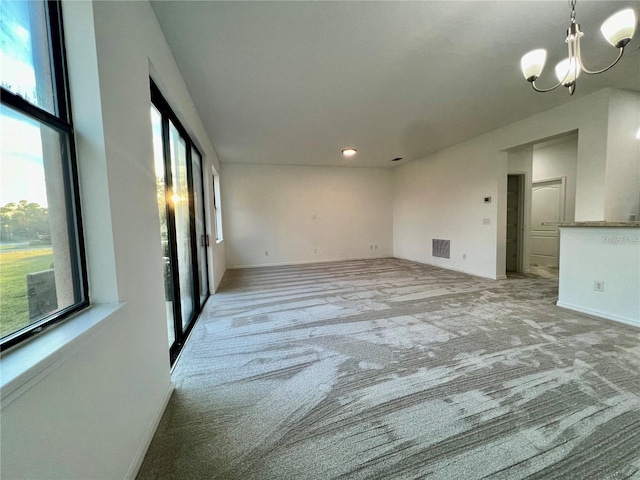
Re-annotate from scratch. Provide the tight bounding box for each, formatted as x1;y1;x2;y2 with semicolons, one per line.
0;0;47;208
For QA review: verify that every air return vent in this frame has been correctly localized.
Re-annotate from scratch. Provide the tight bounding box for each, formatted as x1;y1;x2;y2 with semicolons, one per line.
432;239;450;259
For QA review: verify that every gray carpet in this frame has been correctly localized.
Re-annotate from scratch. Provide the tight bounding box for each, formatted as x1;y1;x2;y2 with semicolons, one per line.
137;258;640;480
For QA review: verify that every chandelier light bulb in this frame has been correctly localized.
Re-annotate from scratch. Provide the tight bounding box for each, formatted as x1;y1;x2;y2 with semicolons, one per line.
555;58;581;85
521;49;547;81
600;9;636;47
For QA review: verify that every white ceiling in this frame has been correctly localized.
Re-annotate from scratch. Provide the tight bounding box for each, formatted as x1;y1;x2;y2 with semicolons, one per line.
150;1;640;168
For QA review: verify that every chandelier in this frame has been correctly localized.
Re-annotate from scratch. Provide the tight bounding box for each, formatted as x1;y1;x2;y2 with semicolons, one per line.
520;1;636;95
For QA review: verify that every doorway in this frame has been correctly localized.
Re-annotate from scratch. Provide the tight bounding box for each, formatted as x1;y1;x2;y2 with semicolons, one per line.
506;174;524;272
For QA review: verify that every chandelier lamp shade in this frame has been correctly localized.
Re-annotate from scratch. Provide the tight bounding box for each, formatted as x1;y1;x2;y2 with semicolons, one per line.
520;1;636;95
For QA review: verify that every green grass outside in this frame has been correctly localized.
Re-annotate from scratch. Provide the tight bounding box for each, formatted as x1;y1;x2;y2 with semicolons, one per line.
0;248;54;338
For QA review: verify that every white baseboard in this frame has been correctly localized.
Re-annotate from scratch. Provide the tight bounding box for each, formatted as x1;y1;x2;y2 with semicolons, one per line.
228;255;391;269
229;256;501;281
126;382;175;480
556;301;639;329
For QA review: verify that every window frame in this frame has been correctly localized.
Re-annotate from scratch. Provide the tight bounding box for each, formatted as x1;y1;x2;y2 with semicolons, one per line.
0;0;89;351
213;173;223;242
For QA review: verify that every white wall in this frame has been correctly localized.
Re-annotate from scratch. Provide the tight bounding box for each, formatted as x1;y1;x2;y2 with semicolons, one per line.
0;1;225;479
222;164;393;268
394;88;629;279
605;90;640;222
394;140;501;278
558;227;640;327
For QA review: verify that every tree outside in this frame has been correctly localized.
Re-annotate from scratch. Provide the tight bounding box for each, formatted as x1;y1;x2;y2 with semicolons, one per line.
0;200;50;244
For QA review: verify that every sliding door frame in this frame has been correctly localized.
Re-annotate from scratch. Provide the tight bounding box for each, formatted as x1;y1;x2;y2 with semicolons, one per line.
151;80;210;365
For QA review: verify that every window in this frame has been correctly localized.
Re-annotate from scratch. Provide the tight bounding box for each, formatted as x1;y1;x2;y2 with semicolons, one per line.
0;0;88;350
213;173;223;241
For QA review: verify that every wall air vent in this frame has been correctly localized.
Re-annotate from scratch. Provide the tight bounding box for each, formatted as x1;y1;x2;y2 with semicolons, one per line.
432;239;450;259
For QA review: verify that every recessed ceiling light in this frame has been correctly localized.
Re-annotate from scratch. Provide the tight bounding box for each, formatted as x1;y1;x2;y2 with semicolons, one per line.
342;148;357;157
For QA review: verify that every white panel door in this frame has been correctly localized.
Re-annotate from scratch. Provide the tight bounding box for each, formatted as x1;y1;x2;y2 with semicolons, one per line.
531;179;565;267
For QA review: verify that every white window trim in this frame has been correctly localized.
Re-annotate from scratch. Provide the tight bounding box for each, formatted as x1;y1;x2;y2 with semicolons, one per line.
0;303;124;409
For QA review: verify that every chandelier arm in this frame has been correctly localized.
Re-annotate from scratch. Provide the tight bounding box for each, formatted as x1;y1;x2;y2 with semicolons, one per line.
531;79;564;93
531;42;573;93
577;43;625;75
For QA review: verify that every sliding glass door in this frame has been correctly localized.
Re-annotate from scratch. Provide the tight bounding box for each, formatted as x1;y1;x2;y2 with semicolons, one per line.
192;148;209;306
169;122;195;332
150;81;210;363
150;106;176;348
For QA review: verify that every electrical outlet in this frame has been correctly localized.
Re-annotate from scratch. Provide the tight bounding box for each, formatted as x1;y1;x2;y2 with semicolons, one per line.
374;245;378;250
314;248;317;254
594;281;605;292
463;253;466;260
370;245;373;250
265;251;269;256
483;218;491;225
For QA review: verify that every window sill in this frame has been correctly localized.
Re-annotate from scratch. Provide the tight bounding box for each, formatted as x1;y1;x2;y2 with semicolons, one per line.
0;302;125;408
216;238;223;244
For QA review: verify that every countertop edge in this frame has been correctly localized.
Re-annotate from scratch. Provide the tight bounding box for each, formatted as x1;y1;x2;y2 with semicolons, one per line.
543;222;640;228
